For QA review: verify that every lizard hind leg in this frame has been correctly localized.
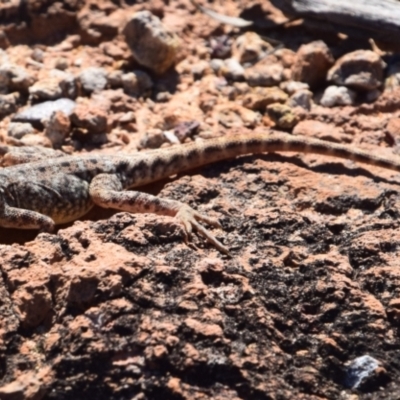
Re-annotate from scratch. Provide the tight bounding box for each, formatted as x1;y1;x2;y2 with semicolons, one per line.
89;173;228;253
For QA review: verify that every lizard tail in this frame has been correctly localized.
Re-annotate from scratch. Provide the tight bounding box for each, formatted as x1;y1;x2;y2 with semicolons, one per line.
178;130;400;171
127;130;400;187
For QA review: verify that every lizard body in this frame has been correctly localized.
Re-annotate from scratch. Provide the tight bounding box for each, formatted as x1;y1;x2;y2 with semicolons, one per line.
1;130;400;253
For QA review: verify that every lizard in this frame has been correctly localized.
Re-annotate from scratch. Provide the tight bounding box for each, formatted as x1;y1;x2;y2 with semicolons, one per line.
1;130;400;254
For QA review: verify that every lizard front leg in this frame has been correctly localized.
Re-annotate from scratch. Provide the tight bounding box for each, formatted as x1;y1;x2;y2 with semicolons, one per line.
0;191;55;231
89;174;228;253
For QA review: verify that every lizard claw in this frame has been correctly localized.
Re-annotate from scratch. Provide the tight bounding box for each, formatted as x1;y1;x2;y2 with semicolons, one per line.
175;205;229;254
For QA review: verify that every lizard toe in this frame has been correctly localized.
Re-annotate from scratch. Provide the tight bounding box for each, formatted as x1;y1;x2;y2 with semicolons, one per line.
175;205;229;254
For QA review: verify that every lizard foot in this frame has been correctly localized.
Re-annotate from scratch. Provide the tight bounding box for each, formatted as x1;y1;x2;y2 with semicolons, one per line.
175;205;229;254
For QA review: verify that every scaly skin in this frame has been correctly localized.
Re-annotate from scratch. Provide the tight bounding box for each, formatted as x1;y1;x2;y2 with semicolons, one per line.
1;130;400;253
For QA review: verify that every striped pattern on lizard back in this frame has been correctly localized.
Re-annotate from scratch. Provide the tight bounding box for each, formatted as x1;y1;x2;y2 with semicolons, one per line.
1;130;400;253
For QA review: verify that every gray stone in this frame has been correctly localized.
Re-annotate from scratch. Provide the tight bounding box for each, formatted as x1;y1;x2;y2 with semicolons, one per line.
365;89;381;102
123;11;179;74
79;67;108;93
107;70;123;88
320;85;356;107
29;77;63;100
7;122;35;139
54;57;69;71
139;129;167;149
287;89;313;110
245;63;284;87
327;50;385;91
31;48;44;63
29;69;76;101
232;32;273;65
50;69;77;98
0;92;19;117
280;80;310;95
13;98;76;124
0;63;36;92
122;70;153;97
222;58;245;80
344;355;380;389
210;59;224;74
